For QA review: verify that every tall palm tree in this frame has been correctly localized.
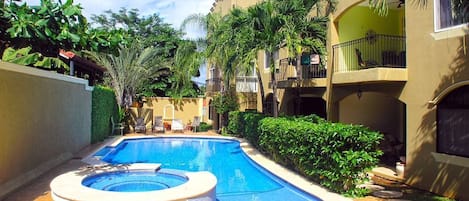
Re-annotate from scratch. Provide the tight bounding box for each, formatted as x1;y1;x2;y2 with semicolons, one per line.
170;40;204;98
244;0;328;117
183;0;330;117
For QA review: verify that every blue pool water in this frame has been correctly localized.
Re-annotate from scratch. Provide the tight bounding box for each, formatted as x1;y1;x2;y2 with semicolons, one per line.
82;171;188;192
97;138;321;201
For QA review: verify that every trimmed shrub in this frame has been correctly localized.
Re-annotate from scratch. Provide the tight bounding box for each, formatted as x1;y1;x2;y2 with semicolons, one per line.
227;111;243;136
258;117;383;196
197;122;212;132
242;112;266;147
91;85;119;143
294;114;327;124
226;111;266;147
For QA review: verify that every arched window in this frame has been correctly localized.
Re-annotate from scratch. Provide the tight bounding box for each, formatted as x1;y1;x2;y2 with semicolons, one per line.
437;85;469;157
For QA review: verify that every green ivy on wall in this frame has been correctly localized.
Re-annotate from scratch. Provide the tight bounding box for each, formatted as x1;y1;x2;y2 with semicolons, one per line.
91;85;119;143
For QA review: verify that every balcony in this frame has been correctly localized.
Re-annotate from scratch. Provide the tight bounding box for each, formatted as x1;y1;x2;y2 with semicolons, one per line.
276;59;327;88
236;76;258;93
206;77;222;93
332;34;407;84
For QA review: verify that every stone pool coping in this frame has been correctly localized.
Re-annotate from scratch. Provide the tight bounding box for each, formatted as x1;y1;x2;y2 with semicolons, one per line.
82;135;351;201
50;163;217;201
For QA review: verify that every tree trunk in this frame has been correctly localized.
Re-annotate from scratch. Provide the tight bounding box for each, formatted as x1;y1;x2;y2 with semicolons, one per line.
271;71;278;117
270;51;278;117
256;69;265;113
295;54;302;115
296;54;302;80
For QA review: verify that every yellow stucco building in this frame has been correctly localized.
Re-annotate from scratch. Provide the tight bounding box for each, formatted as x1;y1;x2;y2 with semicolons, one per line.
207;0;469;199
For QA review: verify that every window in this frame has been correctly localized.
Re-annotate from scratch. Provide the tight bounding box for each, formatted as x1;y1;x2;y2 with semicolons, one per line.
437;85;469;157
264;51;271;70
208;100;213;120
264;50;279;70
434;0;469;31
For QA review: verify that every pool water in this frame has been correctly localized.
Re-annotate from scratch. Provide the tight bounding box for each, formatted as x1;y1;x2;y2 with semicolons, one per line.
98;138;320;201
82;171;188;192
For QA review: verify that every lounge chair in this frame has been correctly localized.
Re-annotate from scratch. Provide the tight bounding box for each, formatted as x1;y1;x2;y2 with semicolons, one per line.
111;116;124;136
152;116;164;133
192;116;201;132
355;48;378;69
134;117;147;133
171;119;184;133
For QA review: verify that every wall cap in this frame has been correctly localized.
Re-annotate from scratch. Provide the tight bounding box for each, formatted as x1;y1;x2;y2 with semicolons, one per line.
0;61;93;91
431;152;469;168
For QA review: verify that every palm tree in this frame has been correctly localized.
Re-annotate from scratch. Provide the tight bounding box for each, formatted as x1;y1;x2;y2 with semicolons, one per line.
183;0;330;117
170;40;204;98
87;42;169;108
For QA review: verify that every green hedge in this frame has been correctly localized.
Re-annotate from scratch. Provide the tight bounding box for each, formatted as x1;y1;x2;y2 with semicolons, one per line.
91;85;119;143
227;111;266;147
258;117;383;196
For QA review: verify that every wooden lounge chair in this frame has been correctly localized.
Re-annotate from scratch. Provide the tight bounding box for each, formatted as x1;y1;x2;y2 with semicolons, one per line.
152;116;164;133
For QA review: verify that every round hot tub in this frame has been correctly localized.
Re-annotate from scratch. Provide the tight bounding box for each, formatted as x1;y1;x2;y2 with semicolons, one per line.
50;163;217;201
82;170;188;192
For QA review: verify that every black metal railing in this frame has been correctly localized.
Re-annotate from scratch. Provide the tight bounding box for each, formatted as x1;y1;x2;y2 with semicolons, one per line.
206;77;222;92
276;58;327;82
332;34;406;73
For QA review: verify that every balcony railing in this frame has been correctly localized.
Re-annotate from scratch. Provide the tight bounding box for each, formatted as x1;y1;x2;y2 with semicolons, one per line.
276;58;327;82
332;34;406;73
236;76;258;93
206;77;222;92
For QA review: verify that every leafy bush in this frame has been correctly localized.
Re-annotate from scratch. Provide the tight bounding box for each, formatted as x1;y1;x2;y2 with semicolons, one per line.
197;122;212;132
294;114;327;124
227;111;243;136
212;90;239;114
258;117;383;196
91;86;119;143
226;111;266;147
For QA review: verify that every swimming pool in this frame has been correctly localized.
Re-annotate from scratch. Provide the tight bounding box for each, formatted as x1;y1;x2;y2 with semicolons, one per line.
96;137;321;201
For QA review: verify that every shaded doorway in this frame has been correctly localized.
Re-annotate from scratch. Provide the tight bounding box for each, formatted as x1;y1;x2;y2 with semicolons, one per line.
296;97;326;119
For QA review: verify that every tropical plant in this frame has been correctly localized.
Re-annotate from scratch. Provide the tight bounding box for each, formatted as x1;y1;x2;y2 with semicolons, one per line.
184;0;329;117
86;42;170;108
91;8;182;55
0;0;126;69
169;40;204;98
2;47;68;69
1;0;88;56
212;88;240;128
92;8;203;98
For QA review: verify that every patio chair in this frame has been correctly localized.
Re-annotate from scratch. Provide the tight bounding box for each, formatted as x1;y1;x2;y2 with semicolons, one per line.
134;117;147;133
111;116;124;136
355;48;378;69
171;119;184;133
191;116;201;132
152;116;165;133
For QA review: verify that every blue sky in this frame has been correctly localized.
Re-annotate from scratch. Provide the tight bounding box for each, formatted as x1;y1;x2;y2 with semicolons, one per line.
24;0;213;84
